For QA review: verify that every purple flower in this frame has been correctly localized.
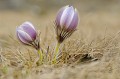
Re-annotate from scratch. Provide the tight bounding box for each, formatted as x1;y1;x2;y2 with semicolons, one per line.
16;21;37;45
55;5;79;43
55;5;79;30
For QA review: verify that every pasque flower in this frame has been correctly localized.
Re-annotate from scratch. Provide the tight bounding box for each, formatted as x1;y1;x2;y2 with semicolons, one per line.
55;5;79;43
17;22;43;64
17;21;37;45
53;5;79;63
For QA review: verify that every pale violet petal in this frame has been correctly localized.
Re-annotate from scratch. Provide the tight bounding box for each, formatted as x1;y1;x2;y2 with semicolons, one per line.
60;6;75;29
56;5;69;26
22;21;36;30
65;6;75;29
17;30;33;44
19;21;37;40
60;6;70;28
68;8;79;30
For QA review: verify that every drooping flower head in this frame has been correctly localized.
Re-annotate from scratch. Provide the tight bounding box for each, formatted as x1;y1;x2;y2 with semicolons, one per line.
55;5;79;43
17;21;37;45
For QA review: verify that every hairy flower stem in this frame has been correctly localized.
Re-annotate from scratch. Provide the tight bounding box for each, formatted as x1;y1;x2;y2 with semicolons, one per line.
52;42;61;64
37;49;43;64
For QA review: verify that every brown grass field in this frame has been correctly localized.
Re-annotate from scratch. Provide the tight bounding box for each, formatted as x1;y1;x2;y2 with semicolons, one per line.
0;0;120;79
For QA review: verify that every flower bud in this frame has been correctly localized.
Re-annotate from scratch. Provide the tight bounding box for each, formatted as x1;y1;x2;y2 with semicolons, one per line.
16;21;37;45
56;5;79;30
55;5;79;43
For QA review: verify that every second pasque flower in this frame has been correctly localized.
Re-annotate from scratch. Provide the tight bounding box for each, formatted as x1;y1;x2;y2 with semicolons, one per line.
55;5;79;43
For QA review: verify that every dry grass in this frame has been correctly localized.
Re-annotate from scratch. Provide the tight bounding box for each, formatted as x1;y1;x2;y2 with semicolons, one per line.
0;9;120;79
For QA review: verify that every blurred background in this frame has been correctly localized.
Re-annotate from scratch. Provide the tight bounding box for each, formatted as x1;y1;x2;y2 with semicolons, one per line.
0;0;120;42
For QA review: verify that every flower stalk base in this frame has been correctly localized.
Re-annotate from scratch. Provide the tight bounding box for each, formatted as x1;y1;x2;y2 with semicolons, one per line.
52;42;61;64
37;49;43;65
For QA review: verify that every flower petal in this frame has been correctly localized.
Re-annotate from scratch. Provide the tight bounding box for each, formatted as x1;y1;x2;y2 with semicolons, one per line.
19;22;37;40
60;6;75;29
55;5;69;27
68;9;79;30
17;30;33;44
